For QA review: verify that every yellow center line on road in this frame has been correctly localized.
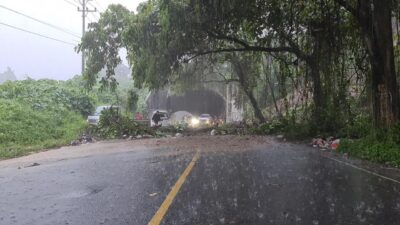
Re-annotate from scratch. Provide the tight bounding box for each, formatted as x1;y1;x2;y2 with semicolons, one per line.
147;150;201;225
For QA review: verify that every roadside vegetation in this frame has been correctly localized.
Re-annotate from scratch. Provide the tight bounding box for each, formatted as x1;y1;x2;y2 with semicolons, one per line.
2;1;399;167
90;108;154;139
78;0;400;166
0;79;91;158
0;70;149;159
339;126;400;167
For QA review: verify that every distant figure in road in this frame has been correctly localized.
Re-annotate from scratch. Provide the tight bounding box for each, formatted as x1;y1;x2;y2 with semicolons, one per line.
152;111;161;126
135;112;144;120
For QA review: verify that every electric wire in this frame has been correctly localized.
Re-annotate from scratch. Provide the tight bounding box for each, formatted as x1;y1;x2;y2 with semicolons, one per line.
62;0;79;8
0;5;81;38
0;21;77;46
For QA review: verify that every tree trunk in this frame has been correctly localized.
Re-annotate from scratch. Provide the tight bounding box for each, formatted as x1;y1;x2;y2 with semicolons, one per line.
244;88;266;123
309;60;325;127
308;25;326;129
358;0;400;128
231;58;266;123
266;72;282;117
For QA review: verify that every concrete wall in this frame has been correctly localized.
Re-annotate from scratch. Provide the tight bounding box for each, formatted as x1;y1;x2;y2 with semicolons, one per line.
146;84;244;122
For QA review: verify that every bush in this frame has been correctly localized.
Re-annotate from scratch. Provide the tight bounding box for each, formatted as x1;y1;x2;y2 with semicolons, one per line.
215;123;242;135
251;119;287;135
282;123;311;140
339;125;400;167
94;108;153;139
339;113;372;138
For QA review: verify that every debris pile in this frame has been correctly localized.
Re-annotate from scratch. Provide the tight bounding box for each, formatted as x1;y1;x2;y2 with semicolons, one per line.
71;134;94;146
311;137;340;150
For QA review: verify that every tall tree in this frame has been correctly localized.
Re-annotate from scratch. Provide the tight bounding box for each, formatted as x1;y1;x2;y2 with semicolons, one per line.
79;0;399;131
229;54;266;123
335;0;400;127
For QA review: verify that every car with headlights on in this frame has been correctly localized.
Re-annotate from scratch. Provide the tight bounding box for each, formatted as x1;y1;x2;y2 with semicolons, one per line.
199;114;213;125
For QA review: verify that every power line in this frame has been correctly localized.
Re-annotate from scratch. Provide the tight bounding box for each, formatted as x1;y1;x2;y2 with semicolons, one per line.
62;0;79;7
90;0;105;12
87;16;94;23
87;2;98;12
0;21;77;46
88;12;99;21
0;5;81;38
78;0;97;74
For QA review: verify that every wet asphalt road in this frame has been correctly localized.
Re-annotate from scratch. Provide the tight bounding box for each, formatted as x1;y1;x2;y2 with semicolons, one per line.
1;140;400;225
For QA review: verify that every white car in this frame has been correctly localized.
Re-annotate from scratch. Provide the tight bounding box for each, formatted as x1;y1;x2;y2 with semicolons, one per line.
189;114;213;127
199;114;213;125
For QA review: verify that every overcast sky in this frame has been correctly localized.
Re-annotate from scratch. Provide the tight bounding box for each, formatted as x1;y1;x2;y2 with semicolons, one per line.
0;0;144;80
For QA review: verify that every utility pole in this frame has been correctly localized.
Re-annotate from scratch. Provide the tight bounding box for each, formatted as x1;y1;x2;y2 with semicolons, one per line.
78;0;96;75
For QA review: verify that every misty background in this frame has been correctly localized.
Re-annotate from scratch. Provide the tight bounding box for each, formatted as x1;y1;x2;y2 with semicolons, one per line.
0;0;143;81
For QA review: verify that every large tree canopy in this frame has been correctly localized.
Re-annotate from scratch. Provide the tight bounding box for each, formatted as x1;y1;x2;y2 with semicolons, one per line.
78;0;400;129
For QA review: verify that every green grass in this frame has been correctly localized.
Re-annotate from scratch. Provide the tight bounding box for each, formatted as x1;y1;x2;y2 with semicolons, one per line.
0;139;73;159
0;99;86;159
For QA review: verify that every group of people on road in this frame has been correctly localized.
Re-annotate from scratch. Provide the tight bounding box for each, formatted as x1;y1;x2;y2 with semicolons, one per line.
133;111;164;126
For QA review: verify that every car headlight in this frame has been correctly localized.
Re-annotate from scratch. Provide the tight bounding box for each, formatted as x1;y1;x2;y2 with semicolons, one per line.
191;118;200;125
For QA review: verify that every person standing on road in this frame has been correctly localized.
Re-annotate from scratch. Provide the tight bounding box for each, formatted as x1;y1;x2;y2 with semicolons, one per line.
135;112;144;120
152;111;161;126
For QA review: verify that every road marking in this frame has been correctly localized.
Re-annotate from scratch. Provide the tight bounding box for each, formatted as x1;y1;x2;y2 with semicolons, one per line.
147;151;200;225
323;155;400;185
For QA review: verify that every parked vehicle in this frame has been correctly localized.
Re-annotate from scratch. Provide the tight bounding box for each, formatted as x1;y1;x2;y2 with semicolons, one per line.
189;113;213;127
189;116;200;127
199;113;213;125
87;105;120;125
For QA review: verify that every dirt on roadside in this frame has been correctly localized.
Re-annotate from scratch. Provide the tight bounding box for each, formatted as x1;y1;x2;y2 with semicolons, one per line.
146;135;272;153
0;135;274;168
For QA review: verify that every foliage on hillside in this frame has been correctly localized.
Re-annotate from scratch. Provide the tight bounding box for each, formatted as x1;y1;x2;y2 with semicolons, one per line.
0;99;85;158
0;79;95;116
0;79;93;158
0;71;150;159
